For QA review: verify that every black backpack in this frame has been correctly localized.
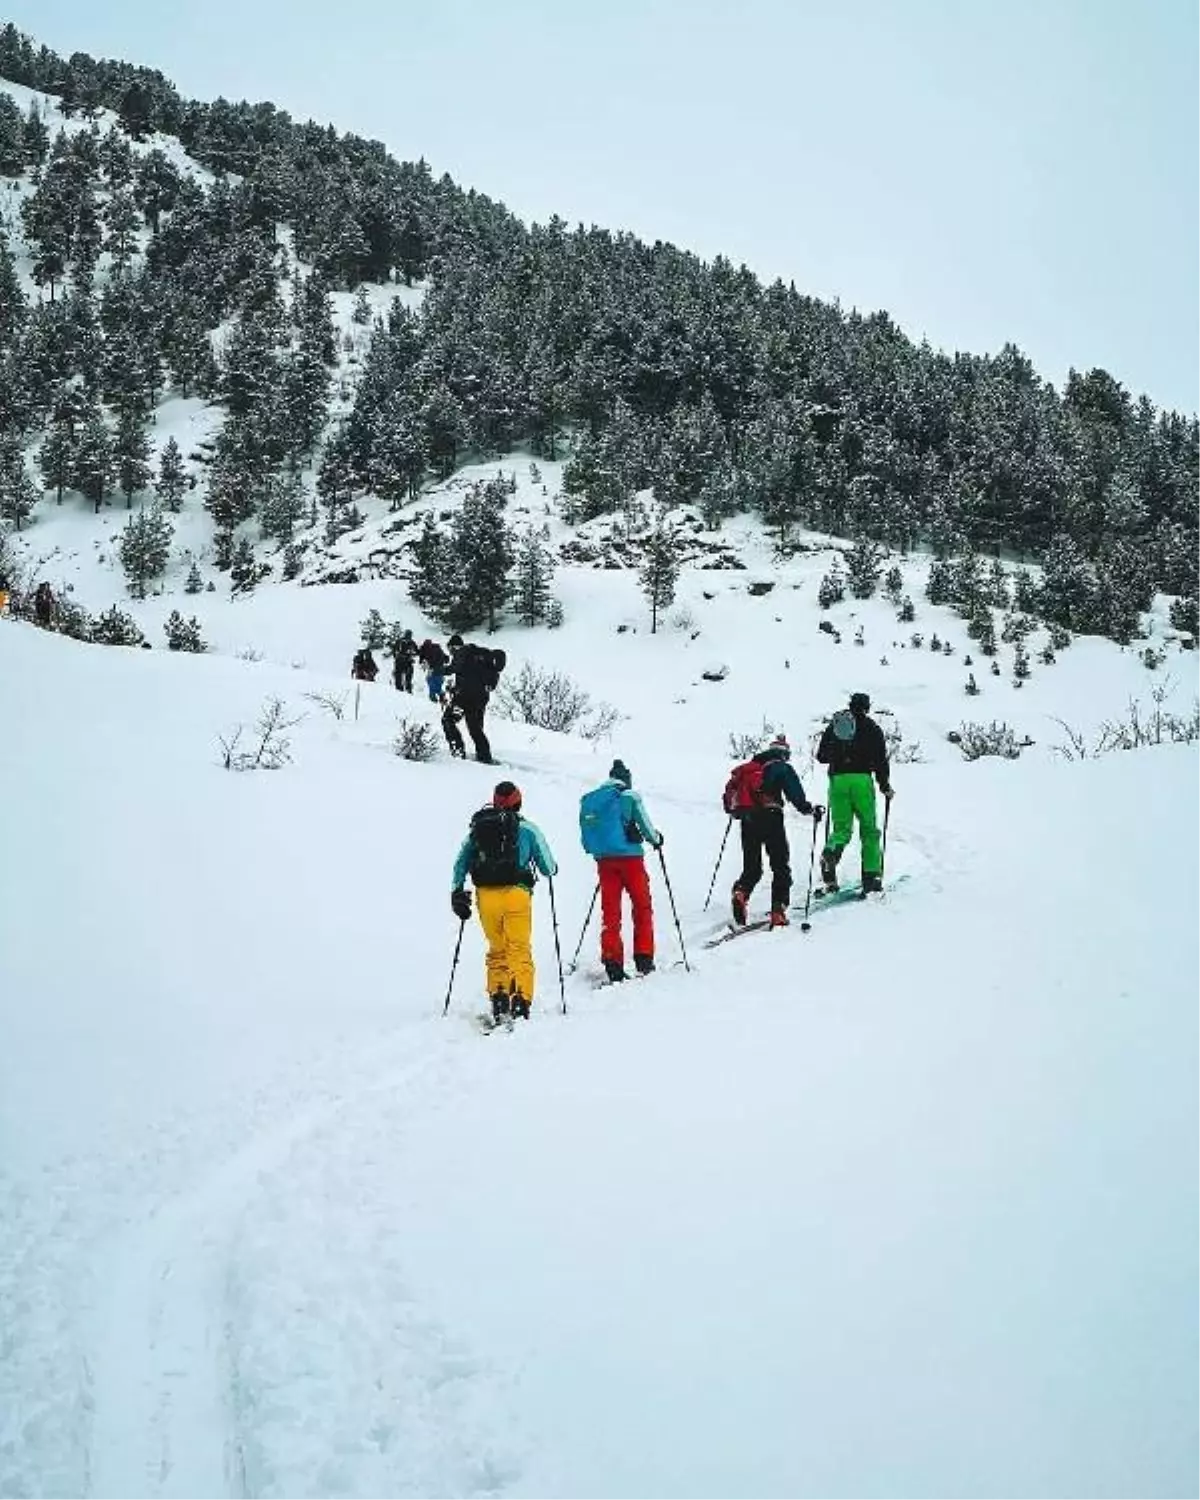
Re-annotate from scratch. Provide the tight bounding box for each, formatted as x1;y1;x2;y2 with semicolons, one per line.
468;806;527;888
457;643;506;693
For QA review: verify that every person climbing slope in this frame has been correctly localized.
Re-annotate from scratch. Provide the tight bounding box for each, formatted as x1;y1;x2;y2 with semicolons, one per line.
579;759;663;982
451;781;557;1023
817;691;893;894
725;733;823;928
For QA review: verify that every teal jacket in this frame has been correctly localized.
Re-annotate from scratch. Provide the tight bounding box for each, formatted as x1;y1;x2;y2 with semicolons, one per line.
452;816;558;891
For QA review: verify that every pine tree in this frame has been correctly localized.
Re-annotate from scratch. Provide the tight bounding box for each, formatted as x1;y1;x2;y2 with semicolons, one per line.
72;411;113;514
846;536;885;599
114;406;152;507
1013;642;1031;681
457;479;514;631
164;610;206;652
818;560;846;609
119;504;172;598
883;564;904;603
638;517;680;634
409;513;455;621
156;437;187;512
0;436;37;529
38;422;75;504
184;559;203;594
259;469;306;543
514;527;555;626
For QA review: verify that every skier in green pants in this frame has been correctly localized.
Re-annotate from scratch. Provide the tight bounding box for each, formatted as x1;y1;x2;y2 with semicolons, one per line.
817;691;893;893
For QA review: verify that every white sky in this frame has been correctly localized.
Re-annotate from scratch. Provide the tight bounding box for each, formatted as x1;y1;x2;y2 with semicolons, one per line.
10;0;1199;412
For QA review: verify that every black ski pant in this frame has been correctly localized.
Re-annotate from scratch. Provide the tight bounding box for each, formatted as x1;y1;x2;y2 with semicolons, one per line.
735;809;792;910
394;661;414;692
444;691;492;762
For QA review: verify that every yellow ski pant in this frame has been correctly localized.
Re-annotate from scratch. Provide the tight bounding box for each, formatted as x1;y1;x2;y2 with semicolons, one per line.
476;885;536;1003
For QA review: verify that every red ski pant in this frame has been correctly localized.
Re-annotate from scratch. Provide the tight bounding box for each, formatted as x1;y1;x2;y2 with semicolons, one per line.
598;856;654;964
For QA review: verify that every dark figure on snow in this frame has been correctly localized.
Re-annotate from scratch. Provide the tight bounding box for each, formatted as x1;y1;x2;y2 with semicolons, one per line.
392;629;417;693
725;734;823;928
443;634;505;765
34;582;54;628
418;638;449;702
351;647;378;682
578;759;663;983
817;691;893;894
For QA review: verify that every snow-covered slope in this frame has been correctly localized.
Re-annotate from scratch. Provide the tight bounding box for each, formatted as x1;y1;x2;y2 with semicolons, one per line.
1;603;1196;1498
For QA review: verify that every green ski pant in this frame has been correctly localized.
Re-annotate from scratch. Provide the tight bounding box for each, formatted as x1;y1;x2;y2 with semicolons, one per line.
825;773;882;876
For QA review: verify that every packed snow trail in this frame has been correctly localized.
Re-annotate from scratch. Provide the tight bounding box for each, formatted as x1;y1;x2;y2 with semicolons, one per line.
1;622;1196;1498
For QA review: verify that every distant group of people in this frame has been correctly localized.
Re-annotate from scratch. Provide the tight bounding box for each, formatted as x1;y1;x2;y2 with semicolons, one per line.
351;629;508;764
448;692;893;1024
0;578;54;625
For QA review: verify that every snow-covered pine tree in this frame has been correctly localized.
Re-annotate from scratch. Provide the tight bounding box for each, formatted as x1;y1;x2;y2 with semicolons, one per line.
638;516;680;634
455;479;515;631
1013;642;1031;681
818;559;846;609
883;564;904;603
37;422;74;505
514;527;555;626
92;604;144;645
360;609;389;649
184;559;203;593
409;514;456;623
259;469;306;543
119;504;172;598
846;536;885;599
114;405;152;507
71;410;113;514
156;437;187;512
897;595;915;623
0;435;37;529
164;610;206;652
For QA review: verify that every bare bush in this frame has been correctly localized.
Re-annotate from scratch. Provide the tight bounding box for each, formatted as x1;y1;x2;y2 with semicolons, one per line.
728;718;780;760
883;718;926;764
494;662;615;736
956;720;1024;762
669;605;698;633
236;646;264;663
393;717;440;761
1053;683;1200;761
580;702;622;743
303;690;349;721
220;697;301;771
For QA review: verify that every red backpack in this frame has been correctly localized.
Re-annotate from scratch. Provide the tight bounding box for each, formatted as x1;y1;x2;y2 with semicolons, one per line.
722;758;766;817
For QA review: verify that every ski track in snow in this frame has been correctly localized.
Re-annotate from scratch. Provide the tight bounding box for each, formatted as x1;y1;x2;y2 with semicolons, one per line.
81;1027;532;1500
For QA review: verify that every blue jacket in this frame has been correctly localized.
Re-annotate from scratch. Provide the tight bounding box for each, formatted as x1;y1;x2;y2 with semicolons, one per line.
451;816;557;891
581;778;661;859
756;748;812;813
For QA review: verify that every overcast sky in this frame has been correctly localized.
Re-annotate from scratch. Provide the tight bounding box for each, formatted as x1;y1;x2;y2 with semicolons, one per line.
9;0;1198;412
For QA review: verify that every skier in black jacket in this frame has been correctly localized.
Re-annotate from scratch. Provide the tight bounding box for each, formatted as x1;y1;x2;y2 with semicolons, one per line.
816;691;893;893
444;634;503;763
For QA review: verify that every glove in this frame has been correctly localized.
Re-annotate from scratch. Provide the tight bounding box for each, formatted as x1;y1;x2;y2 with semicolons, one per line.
654;833;665;850
882;785;895;801
451;888;472;921
810;804;825;821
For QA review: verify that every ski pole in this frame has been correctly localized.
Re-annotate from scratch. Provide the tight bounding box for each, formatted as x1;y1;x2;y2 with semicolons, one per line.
548;876;568;1015
703;817;733;911
567;882;600;974
880;793;892;881
441;917;467;1016
800;810;823;933
656;846;691;972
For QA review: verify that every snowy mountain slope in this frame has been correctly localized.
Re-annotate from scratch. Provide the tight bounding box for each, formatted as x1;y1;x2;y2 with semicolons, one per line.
1;613;1196;1499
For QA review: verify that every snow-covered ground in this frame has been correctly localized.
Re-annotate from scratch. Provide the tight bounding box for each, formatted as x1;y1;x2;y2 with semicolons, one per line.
1;565;1196;1497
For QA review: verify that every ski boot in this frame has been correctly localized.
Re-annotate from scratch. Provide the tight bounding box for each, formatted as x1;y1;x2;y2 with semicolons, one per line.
510;990;531;1020
769;906;789;928
633;954;655;976
490;989;511;1024
603;959;628;983
819;848;841;892
861;872;883;896
731;886;749;925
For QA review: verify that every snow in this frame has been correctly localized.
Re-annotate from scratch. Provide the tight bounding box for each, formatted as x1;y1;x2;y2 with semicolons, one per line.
1;584;1196;1497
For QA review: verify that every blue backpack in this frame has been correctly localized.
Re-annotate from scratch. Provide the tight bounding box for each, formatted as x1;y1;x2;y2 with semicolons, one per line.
579;783;628;856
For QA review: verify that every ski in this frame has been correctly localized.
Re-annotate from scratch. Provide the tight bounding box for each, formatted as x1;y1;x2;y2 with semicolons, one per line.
472;1011;515;1034
703;917;775;948
807;873;911;912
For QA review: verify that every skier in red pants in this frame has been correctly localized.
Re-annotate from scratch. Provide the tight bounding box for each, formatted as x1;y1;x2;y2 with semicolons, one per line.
579;759;663;982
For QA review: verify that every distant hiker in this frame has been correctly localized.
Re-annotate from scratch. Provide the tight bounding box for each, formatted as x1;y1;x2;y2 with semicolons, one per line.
351;646;378;682
33;582;54;629
817;691;893;894
725;733;823;928
391;629;417;693
451;780;558;1024
579;759;663;982
418;638;450;702
445;633;505;764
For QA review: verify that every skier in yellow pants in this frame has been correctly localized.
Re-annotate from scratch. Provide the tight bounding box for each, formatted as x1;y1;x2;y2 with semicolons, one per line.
451;781;557;1023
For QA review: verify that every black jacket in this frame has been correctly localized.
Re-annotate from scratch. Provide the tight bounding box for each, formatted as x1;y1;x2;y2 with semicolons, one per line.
449;643;499;701
817;711;891;790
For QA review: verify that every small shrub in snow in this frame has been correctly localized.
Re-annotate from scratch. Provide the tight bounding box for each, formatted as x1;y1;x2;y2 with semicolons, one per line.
219;697;300;771
546;597;564;629
728;718;781;760
494;662;616;737
1049;622;1072;651
910;632;924;649
1141;645;1165;670
282;543;304;581
930;633;941;651
670;605;698;633
1013;643;1031;681
393;717;440;762
1053;690;1199;760
965;673;981;696
897;596;915;623
92;605;144;647
883;565;904;603
854;625;865;646
236;647;264;662
164;610;207;652
882;718;925;764
817;562;845;609
55;595;93;642
303;690;349;721
184;560;203;594
956;720;1023;761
